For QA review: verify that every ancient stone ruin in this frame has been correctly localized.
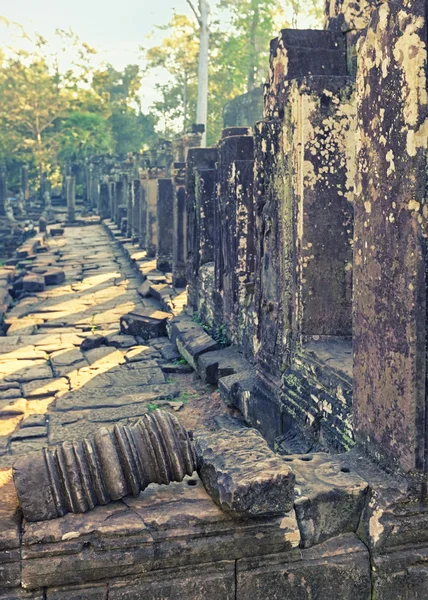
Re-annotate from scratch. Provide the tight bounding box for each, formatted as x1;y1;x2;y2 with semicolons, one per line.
1;0;428;598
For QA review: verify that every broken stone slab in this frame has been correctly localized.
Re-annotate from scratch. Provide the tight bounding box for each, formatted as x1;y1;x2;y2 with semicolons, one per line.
124;346;159;363
137;280;151;298
148;283;175;301
105;333;138;349
22;378;69;399
120;310;171;340
195;427;295;517
175;329;221;370
22;275;45;293
84;347;125;366
55;383;178;411
50;227;64;237
13;410;197;522
0;388;21;401
218;370;257;420
197;347;250;384
0;399;27;417
284;451;369;548
44;269;66;286
68;366;165;392
50;349;89;377
5;361;53;383
21;414;47;428
11;426;47;441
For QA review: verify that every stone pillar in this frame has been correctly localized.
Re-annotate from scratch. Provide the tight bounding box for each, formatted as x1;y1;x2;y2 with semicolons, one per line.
0;165;7;217
126;178;134;238
66;175;76;223
120;173;129;234
114;179;123;226
132;179;141;242
91;166;100;212
108;181;115;220
20;164;29;204
99;179;110;220
146;168;160;258
185;149;218;313
353;0;428;483
139;172;147;250
172;163;187;288
156;179;174;272
88;163;94;209
40;172;48;205
215;129;254;335
248;28;355;447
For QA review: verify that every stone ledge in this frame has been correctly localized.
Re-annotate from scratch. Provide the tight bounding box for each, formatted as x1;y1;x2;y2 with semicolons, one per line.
237;533;371;600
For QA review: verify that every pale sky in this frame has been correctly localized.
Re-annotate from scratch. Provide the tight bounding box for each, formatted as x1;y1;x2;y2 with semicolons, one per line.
1;1;315;112
2;1;198;110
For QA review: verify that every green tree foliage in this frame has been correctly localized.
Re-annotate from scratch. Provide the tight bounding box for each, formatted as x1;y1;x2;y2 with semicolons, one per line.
144;0;323;145
0;25;157;192
144;15;199;134
92;64;158;154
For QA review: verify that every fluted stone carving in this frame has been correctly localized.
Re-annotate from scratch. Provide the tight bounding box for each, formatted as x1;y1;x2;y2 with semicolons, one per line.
13;410;197;522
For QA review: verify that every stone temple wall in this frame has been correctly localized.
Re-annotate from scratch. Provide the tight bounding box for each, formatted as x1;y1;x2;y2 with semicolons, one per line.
57;2;428;597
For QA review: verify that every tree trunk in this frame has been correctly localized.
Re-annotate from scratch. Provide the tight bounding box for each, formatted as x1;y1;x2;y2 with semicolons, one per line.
183;72;188;132
196;0;210;146
247;1;259;92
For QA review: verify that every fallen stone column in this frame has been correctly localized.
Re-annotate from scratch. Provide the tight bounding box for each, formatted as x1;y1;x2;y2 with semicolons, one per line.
13;410;197;522
13;411;296;525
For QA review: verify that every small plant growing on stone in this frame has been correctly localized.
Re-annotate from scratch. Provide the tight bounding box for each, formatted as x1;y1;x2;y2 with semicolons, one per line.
147;402;159;412
213;324;229;347
173;358;188;366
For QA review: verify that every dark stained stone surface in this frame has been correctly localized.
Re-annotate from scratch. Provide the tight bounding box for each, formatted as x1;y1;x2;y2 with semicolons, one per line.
236;534;371;600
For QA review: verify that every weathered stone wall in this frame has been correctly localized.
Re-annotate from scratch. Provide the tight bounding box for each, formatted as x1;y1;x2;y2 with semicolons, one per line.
353;0;428;480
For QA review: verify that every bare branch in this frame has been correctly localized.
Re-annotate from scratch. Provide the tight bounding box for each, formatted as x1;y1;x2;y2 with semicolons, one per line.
186;0;202;25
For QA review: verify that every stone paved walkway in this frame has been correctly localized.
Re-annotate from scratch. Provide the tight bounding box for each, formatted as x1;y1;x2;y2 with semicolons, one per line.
0;224;226;469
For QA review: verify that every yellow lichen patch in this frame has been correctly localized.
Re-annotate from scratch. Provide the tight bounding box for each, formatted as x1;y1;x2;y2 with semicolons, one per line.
408;199;421;212
406;117;428;157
